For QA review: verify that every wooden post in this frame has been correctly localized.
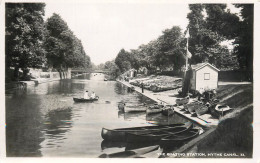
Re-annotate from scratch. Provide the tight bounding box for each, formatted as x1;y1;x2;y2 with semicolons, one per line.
182;30;190;97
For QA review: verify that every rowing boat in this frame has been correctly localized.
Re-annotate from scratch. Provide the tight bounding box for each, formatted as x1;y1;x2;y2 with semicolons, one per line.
184;101;203;113
134;147;162;158
176;96;190;106
161;106;175;116
101;123;185;141
146;103;164;114
126;122;193;143
160;128;200;147
98;145;159;158
195;105;209;116
73;96;99;102
214;104;233;117
146;108;163;114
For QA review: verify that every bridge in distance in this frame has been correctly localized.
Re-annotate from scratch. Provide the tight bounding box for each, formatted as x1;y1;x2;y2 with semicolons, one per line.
71;69;110;74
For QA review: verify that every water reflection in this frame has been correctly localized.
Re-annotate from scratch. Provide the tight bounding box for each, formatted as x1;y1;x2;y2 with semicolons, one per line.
6;73;191;157
43;107;73;137
118;111;146;121
6;94;44;157
40;107;73;150
101;140;126;150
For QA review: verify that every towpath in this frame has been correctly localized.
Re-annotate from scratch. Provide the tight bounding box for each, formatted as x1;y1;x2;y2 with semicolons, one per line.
117;79;219;128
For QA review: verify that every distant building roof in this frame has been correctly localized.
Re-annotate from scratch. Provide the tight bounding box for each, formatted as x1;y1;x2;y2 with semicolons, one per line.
191;62;220;72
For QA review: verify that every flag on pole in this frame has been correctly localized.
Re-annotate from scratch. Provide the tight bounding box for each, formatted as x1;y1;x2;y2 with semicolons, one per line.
187;49;192;58
185;28;190;38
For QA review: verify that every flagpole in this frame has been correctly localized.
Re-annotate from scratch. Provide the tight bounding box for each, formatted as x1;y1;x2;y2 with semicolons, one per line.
182;28;190;97
186;36;189;71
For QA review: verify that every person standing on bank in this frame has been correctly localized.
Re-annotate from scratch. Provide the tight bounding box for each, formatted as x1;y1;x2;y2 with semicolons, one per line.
141;82;144;93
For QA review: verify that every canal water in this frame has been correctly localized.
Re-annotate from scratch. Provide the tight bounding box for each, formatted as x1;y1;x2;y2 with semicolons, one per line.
6;73;190;157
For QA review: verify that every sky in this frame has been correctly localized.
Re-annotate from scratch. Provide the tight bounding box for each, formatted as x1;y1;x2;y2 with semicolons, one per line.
44;2;240;65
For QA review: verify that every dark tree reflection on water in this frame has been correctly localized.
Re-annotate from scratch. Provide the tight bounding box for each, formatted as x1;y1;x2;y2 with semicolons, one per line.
6;73;190;157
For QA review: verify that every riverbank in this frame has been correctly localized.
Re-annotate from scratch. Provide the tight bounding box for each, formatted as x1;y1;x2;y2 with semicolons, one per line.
117;79;219;127
5;78;61;91
117;77;253;158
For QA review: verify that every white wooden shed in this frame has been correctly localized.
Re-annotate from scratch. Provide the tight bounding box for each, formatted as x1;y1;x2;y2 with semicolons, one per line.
190;62;220;92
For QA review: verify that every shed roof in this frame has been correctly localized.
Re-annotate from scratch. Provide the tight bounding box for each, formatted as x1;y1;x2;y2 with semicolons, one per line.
191;62;220;72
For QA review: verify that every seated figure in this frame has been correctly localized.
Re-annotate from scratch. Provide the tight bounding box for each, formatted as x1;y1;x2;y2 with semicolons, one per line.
84;90;91;99
90;91;96;99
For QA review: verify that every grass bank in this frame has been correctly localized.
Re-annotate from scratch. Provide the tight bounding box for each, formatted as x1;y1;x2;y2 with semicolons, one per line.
190;84;253;158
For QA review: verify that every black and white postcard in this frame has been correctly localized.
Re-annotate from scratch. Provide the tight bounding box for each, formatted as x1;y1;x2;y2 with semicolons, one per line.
0;0;259;163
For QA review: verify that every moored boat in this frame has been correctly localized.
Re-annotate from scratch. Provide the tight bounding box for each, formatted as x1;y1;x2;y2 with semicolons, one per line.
161;106;175;116
73;96;99;102
195;105;209;116
126;122;193;143
98;145;159;158
160;128;200;147
176;96;190;106
146;107;163;114
101;123;185;141
215;104;233;117
184;101;203;113
134;147;162;158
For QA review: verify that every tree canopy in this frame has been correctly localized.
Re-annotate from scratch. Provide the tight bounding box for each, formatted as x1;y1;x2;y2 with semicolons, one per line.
45;13;91;70
114;26;186;74
187;4;240;69
233;4;254;81
6;3;47;78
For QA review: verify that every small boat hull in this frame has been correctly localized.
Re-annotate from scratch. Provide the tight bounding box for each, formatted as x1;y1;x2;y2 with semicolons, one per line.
195;105;209;116
176;97;189;106
126;123;193;143
101;123;185;141
99;145;159;158
146;108;163;114
160;128;199;147
73;96;99;102
184;101;203;113
161;107;175;116
213;104;233;117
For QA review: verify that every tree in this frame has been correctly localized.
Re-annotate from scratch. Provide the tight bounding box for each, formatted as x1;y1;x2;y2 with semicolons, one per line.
187;4;240;70
115;49;132;73
157;26;186;70
233;4;253;81
104;60;121;78
6;3;46;79
204;4;240;39
45;13;90;71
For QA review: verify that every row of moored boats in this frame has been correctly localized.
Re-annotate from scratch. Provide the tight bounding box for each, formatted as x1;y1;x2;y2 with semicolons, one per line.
100;122;203;158
175;95;233;118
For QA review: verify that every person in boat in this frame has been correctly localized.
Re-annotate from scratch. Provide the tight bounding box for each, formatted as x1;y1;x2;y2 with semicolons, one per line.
83;90;96;99
83;90;91;99
90;91;96;99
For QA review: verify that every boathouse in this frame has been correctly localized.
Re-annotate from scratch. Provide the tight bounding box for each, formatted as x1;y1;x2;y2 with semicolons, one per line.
190;62;220;92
